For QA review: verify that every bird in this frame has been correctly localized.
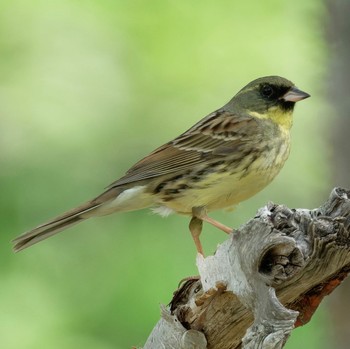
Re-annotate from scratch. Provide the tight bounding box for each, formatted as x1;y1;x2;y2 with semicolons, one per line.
13;76;310;254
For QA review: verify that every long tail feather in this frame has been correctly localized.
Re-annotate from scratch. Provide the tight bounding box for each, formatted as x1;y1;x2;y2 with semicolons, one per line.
12;201;102;252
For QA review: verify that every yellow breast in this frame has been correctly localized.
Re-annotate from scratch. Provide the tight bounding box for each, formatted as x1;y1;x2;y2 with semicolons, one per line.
159;124;291;214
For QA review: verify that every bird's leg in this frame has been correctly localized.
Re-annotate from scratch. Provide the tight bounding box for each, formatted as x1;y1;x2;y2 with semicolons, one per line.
192;207;233;234
189;207;233;255
189;216;204;255
200;215;232;234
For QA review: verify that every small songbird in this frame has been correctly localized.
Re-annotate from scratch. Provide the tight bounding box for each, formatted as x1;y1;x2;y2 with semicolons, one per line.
13;76;310;254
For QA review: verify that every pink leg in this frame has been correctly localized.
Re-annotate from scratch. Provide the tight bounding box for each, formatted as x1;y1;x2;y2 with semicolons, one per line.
189;216;204;255
192;207;233;234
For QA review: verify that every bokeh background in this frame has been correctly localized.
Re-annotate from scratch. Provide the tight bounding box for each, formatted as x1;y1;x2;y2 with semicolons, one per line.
1;0;348;348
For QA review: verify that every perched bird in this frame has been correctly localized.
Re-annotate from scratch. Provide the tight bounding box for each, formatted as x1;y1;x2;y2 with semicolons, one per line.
13;76;310;254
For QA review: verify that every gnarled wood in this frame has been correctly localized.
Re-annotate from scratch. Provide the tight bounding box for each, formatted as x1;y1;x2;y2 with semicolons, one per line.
142;188;350;349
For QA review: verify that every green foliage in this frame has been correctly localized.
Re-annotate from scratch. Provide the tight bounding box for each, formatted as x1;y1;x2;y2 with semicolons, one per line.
0;1;330;348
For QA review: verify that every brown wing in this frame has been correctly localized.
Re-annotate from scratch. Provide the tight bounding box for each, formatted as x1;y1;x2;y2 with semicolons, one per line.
107;110;257;188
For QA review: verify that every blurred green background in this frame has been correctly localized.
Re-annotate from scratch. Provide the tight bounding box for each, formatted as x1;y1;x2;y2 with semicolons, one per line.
0;0;342;348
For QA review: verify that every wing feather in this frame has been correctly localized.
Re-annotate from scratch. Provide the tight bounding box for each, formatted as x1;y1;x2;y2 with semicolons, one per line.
107;110;257;188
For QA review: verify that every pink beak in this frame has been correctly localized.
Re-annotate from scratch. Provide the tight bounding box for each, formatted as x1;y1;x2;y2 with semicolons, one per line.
281;86;310;102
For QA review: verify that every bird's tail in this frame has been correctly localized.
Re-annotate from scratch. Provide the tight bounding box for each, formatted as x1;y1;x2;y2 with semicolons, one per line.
12;200;102;252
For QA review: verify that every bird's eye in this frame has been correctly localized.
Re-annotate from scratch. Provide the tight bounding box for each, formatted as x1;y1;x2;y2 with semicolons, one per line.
261;84;274;99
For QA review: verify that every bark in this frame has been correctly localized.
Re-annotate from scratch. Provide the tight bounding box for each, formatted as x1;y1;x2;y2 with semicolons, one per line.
141;188;350;349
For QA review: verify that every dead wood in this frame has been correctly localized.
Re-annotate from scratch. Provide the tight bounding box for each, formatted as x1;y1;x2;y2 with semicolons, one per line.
142;188;350;349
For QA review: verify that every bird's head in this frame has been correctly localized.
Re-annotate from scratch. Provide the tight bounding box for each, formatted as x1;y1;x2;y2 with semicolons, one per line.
226;76;310;130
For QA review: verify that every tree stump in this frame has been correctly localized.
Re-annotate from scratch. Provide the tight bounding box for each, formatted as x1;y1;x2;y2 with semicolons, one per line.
142;187;350;349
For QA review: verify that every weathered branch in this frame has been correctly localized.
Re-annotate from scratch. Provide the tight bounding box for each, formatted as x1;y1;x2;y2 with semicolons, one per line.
142;187;350;349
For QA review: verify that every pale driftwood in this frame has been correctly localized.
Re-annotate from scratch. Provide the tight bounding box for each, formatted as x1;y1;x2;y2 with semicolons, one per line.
142;188;350;349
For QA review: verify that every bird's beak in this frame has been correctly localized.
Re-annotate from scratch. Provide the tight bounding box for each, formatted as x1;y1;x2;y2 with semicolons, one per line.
281;86;310;102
